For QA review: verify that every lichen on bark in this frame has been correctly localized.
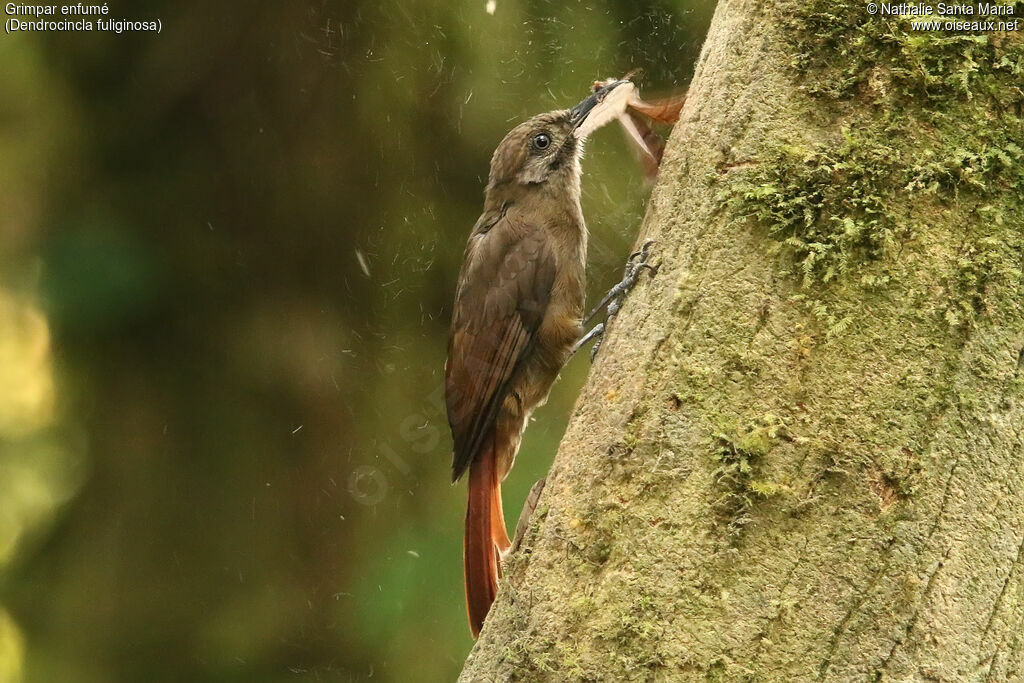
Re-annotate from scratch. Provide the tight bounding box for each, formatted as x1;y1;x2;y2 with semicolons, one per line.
460;1;1024;680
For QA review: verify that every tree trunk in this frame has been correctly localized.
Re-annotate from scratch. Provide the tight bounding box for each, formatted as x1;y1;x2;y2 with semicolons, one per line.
460;0;1024;680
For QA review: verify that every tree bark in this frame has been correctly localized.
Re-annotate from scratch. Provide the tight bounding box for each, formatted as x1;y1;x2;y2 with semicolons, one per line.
460;0;1024;680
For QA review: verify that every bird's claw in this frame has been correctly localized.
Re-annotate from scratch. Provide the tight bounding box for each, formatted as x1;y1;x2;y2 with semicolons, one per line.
571;322;605;360
588;327;605;362
575;239;657;361
607;239;658;318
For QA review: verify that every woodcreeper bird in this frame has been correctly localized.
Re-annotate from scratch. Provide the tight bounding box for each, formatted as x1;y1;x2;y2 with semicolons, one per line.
445;82;627;637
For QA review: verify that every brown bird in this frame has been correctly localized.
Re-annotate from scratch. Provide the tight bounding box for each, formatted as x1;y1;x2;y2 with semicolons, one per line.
445;82;626;637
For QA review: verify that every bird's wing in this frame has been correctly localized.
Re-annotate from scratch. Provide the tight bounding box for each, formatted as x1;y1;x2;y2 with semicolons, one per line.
446;215;555;482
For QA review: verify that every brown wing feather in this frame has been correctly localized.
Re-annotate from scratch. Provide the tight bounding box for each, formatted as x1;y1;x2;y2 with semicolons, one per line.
446;216;555;482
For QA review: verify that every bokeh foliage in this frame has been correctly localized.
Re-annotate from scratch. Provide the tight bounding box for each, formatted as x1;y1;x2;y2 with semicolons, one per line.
0;1;713;680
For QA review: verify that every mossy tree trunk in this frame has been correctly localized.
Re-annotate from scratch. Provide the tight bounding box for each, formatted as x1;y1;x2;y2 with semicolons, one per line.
460;0;1024;680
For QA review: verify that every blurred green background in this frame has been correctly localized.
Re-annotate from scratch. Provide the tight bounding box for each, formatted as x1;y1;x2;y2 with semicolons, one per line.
0;1;713;680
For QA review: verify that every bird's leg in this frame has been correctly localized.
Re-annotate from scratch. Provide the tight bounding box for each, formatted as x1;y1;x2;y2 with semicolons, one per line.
583;239;658;327
505;477;546;559
572;239;657;360
570;322;605;357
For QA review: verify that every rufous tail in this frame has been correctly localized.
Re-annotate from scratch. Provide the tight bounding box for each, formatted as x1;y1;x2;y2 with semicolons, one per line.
464;441;511;638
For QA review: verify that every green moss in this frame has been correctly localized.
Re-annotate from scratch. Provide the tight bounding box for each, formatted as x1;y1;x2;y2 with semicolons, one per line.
622;401;650;455
944;233;1024;328
711;415;792;536
784;1;1024;103
622;431;640;453
725;129;907;288
588;536;613;565
725;2;1024;329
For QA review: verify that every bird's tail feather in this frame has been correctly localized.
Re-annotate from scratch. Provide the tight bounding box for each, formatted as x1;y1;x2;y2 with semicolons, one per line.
464;440;510;638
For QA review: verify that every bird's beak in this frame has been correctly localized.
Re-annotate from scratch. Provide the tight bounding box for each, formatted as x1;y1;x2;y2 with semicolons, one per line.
569;79;627;129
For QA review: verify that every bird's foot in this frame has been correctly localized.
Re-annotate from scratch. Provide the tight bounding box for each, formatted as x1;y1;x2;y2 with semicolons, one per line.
570;322;605;359
574;239;657;360
606;238;657;318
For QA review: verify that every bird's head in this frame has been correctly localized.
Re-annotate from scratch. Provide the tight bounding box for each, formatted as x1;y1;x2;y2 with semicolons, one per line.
485;80;626;192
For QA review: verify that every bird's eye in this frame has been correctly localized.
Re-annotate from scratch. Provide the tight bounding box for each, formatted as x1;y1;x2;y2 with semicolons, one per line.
532;132;552;151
